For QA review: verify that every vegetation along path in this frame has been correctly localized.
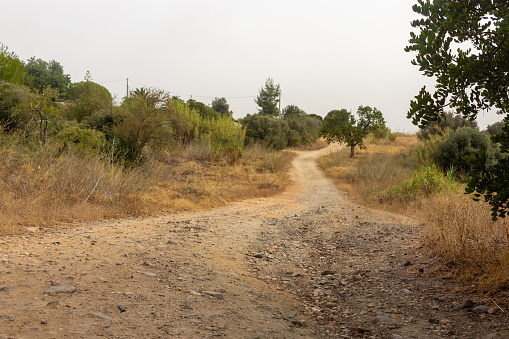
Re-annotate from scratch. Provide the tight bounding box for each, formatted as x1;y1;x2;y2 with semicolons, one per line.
1;147;508;338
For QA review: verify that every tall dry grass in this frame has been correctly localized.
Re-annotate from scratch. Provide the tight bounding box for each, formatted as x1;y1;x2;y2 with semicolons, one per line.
318;133;509;295
0;135;293;235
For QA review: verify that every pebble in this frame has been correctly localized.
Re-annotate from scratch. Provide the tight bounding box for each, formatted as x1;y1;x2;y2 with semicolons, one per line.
44;284;76;296
6;315;14;321
142;272;157;277
487;307;499;315
1;286;11;292
401;288;412;294
321;270;335;276
253;253;264;258
462;299;475;308
403;260;412;266
89;312;113;321
374;315;389;325
390;335;405;339
202;291;224;300
472;305;490;314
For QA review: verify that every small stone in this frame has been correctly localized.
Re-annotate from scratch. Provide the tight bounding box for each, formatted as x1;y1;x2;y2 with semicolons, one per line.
117;305;126;313
44;284;76;296
403;260;412;266
142;272;157;277
1;286;11;292
6;315;14;321
428;318;439;324
321;270;335;276
202;291;224;300
40;319;48;324
401;288;412;294
253;253;264;258
166;239;181;245
390;335;405;339
472;305;490;314
462;299;475;308
190;290;202;296
292;272;302;278
88;312;113;321
487;307;499;315
374;315;389;325
46;301;59;308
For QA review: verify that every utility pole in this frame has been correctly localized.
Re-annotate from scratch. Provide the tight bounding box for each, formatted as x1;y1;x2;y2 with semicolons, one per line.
126;78;129;97
279;93;282;118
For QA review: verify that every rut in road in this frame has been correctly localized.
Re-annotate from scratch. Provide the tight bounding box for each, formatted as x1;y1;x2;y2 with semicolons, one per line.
1;146;508;338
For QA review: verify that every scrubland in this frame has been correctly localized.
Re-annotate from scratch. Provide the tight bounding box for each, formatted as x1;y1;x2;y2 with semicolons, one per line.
318;134;509;295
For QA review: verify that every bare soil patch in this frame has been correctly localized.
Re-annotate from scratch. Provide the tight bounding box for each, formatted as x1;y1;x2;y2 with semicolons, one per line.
0;145;507;338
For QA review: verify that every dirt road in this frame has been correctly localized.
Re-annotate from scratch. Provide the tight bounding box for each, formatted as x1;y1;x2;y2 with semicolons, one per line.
1;147;508;338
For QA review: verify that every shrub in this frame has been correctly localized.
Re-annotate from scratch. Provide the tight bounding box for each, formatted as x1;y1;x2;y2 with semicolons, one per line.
432;127;503;173
285;115;322;146
55;126;107;151
418;111;478;140
242;114;290;150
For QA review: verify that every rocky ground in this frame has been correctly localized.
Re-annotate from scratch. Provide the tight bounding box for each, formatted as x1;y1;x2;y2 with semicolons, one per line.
0;146;508;338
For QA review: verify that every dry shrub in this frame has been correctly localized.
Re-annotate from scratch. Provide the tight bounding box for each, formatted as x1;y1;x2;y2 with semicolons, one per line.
0;136;294;235
420;193;509;294
318;133;509;294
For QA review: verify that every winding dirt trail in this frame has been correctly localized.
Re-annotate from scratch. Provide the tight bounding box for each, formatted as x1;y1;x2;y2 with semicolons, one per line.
1;147;508;338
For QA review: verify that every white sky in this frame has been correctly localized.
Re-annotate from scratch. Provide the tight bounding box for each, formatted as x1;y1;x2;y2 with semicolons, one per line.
0;0;502;131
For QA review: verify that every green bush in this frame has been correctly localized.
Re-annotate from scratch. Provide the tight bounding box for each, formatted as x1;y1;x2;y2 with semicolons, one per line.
242;114;290;150
379;164;456;203
285;115;322;146
55;126;106;151
432;127;503;173
418;111;478;140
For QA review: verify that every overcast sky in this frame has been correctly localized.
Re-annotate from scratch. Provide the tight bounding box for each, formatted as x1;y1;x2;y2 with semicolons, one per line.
0;0;502;131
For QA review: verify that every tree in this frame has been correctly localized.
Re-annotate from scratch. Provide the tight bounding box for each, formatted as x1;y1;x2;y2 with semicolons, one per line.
211;97;232;117
255;78;281;117
67;72;112;122
25;57;71;96
242;114;290;150
486;121;505;136
113;88;172;159
282;105;306;118
0;80;29;130
406;0;509;220
187;98;220;120
418;111;478;140
0;44;26;85
321;106;385;157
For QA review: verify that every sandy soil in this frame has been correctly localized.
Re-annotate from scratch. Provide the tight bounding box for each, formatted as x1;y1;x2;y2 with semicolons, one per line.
0;146;508;338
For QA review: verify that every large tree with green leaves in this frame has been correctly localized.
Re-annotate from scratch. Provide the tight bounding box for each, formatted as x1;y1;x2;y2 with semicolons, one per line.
25;57;71;96
255;78;281;117
67;72;112;123
406;0;509;220
211;97;232;117
0;44;26;85
321;106;385;157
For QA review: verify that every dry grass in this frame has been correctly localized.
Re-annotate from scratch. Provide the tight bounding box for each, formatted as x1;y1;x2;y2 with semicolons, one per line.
0;138;293;235
318;134;509;294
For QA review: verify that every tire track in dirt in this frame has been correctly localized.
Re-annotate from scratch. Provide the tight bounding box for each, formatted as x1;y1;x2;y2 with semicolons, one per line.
1;145;507;338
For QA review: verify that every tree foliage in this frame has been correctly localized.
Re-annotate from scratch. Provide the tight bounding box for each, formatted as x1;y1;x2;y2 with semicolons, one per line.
321;106;385;157
282;105;306;118
432;127;503;173
255;78;281;117
406;0;509;219
242;114;290;150
211;97;231;117
25;57;71;96
418;111;478;139
0;44;26;85
0;80;29;130
486;120;505;136
113;88;172;159
405;0;508;126
67;73;112;122
187;98;220;120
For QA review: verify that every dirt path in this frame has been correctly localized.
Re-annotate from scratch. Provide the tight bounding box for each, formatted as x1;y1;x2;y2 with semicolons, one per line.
1;147;508;338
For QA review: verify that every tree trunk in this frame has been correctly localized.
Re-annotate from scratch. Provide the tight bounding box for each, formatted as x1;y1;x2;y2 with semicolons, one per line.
350;144;355;158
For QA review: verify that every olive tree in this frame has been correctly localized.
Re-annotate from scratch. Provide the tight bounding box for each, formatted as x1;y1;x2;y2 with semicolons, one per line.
321;106;385;157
